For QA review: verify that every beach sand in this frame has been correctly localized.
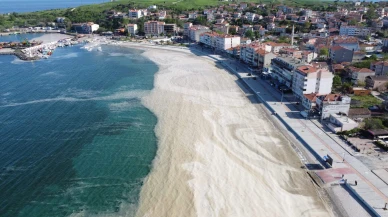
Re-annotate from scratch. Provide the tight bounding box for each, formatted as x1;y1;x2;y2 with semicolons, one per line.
31;33;71;43
122;45;332;217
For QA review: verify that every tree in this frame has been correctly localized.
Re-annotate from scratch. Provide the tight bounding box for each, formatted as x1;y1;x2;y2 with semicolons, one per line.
319;48;329;57
364;118;385;130
341;82;353;94
245;30;254;40
365;8;378;20
349;19;357;26
333;75;342;87
357;80;366;87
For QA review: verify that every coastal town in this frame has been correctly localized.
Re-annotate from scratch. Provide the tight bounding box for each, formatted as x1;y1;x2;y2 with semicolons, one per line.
3;0;388;216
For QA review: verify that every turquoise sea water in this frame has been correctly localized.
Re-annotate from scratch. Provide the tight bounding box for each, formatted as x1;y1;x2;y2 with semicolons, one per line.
0;38;158;216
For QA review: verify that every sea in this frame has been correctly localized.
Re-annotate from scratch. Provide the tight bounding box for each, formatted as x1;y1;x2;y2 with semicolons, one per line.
0;0;109;14
0;34;159;217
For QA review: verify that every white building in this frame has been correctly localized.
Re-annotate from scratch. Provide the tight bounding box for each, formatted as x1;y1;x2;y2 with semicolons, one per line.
245;12;256;22
327;114;358;133
126;24;138;35
199;32;240;51
292;65;333;100
158;11;167;20
144;21;165;36
189;25;211;42
129;10;142;19
339;25;370;37
56;17;66;23
148;5;157;10
269;57;304;88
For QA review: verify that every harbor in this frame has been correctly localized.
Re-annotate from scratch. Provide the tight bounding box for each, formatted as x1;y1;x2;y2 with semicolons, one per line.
0;33;85;60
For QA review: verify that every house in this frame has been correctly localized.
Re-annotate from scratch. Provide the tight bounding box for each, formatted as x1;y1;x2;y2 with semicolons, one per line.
316;94;351;120
126;24;138;35
71;22;99;34
279;48;302;59
292;65;334;100
348;108;371;121
365;75;388;91
257;49;277;69
367;129;388;140
329;45;354;63
333;37;359;51
327;114;358;133
349;67;375;84
351;87;372;96
371;61;388;76
129;10;142;19
302;93;318;111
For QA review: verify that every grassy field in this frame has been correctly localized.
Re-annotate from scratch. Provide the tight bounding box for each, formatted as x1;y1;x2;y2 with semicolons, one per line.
351;95;383;108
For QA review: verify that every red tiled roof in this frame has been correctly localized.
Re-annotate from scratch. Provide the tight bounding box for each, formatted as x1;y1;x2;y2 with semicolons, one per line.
297;65;317;73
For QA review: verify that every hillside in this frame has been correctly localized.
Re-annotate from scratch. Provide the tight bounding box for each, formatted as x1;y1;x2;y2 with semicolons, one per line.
0;0;333;31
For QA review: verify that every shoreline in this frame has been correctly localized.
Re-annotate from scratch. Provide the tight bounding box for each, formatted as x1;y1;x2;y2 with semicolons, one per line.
115;43;333;217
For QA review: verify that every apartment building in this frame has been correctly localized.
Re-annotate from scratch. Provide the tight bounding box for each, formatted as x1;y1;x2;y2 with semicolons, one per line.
292;65;334;100
163;24;176;35
126;24;138;35
339;25;370;37
329;45;354;63
188;25;211;42
199;32;240;51
183;22;193;37
269;57;304;88
144;21;165;35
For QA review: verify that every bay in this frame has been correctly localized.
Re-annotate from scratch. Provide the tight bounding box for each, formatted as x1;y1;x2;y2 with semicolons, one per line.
0;39;158;217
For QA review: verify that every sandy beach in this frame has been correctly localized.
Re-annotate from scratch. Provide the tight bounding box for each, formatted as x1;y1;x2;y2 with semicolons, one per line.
115;44;332;217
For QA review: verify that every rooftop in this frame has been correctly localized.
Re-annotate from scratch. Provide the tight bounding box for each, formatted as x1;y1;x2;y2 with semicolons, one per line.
297;65;318;74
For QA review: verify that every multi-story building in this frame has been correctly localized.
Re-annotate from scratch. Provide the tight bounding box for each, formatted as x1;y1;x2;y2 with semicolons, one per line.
329;45;354;63
199;32;240;51
269;57;304;88
188;25;211;42
126;24;138;35
144;21;165;36
183;22;192;37
370;61;388;76
215;34;241;50
292;65;333;100
163;24;176;35
316;94;351;120
339;25;370;37
128;10;142;19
